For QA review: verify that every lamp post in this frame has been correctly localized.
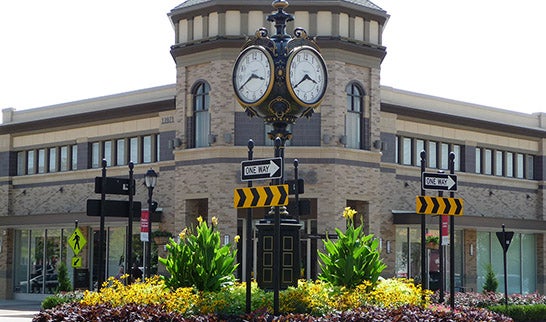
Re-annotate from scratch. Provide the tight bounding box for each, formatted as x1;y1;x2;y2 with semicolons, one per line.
144;168;157;278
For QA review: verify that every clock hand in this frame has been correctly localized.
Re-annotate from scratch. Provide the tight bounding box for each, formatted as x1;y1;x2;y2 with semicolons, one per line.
294;74;314;88
238;73;264;90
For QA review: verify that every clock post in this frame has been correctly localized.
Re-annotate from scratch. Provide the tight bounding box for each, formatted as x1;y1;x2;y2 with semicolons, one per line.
232;0;328;315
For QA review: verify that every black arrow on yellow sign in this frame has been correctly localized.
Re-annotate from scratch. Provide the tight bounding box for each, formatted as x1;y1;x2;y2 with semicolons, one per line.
234;184;289;208
416;196;464;216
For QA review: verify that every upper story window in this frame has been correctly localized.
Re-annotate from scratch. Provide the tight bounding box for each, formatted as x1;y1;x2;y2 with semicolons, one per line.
345;82;365;149
193;81;211;148
396;136;461;171
16;144;77;176
476;147;535;180
90;134;160;169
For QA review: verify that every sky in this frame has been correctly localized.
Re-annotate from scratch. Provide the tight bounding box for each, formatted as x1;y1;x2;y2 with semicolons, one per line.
1;0;545;119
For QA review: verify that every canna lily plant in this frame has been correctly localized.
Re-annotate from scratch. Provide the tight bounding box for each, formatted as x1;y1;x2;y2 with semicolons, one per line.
159;216;239;292
318;207;386;289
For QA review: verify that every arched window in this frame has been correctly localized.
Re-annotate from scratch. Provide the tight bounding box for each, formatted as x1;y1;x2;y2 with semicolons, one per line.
192;81;210;148
345;82;365;149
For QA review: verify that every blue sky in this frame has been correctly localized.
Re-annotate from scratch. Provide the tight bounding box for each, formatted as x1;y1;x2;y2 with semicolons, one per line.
1;0;544;115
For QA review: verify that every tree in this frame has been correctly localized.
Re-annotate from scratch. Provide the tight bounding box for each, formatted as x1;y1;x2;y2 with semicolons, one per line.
482;263;498;293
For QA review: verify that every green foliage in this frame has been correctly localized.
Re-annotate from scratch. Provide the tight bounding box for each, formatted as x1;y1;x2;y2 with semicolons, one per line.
41;291;83;309
483;263;498;293
317;207;386;289
159;216;239;292
489;304;546;322
56;262;72;293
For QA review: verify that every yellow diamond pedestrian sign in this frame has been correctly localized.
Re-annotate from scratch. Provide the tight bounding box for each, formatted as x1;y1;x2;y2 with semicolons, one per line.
71;256;83;268
68;228;87;255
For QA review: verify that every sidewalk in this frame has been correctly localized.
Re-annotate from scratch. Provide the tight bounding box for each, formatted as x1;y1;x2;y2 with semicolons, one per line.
0;300;42;322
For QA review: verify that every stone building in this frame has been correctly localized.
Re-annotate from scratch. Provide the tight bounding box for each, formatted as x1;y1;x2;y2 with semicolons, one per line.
0;0;545;300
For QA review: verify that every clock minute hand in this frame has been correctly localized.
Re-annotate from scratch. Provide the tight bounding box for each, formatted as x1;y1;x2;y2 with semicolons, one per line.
238;73;263;90
294;74;312;88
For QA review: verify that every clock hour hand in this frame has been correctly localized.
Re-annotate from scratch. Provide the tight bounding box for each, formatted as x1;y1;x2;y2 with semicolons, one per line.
238;73;264;90
294;74;317;88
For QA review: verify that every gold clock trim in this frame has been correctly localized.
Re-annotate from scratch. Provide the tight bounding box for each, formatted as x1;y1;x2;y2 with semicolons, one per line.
286;45;328;108
233;45;275;108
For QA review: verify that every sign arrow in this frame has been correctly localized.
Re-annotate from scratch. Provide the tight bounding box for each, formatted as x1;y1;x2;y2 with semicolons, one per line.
241;157;283;181
422;172;458;191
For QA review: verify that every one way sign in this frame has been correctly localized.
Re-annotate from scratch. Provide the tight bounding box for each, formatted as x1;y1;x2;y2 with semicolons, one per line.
422;172;457;191
241;157;282;181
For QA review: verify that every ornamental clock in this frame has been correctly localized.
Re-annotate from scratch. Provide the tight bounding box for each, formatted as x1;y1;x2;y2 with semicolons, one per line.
286;46;328;107
232;45;275;106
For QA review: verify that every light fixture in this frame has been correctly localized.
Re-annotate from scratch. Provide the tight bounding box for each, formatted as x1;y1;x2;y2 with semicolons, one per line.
224;235;230;245
145;169;158;188
386;240;392;254
469;243;474;256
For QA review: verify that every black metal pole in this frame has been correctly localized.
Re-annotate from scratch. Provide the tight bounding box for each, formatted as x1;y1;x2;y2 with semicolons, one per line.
502;224;508;307
438;189;444;303
449;152;455;310
420;151;427;292
126;162;134;284
294;159;300;221
246;139;254;313
273;137;282;315
98;159;107;291
146;185;154;279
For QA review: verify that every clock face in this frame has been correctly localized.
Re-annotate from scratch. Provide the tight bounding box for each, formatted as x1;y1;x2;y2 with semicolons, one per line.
287;46;327;106
233;46;274;105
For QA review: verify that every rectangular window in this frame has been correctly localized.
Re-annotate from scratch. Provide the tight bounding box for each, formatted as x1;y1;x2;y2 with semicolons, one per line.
17;152;26;175
92;142;100;168
395;136;399;164
345;111;361;149
526;155;534;179
495;151;503;176
402;137;411;165
60;146;68;172
143;135;152;163
156;134;161;162
440;143;449;169
130;137;139;164
516;153;524;178
116;139;125;165
27;150;35;174
71;145;78;170
48;148;57;172
104;141;112;166
475;148;481;173
484;149;492;175
428;141;437;168
38;149;46;174
452;145;461;171
415;139;424;165
195;111;210;148
506;152;513;177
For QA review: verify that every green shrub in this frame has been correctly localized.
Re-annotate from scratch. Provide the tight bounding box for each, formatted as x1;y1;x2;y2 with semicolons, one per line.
56;262;72;293
317;207;386;289
159;216;239;292
489;304;546;322
483;263;498;293
41;291;83;310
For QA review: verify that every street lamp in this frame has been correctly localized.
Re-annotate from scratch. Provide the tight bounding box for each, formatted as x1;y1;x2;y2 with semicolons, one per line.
144;168;157;278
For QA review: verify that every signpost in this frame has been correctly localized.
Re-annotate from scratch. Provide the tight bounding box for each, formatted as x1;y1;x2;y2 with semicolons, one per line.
234;184;289;208
496;224;514;307
86;200;141;218
422;172;457;191
415;196;464;216
95;177;135;195
68;227;87;256
141;210;150;242
241;157;282;181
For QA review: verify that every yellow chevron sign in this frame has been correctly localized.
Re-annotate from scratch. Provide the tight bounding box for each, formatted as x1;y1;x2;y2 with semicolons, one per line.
416;196;464;216
234;184;289;209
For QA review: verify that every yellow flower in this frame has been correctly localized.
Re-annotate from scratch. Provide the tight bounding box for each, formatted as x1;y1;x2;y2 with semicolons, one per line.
178;228;187;240
197;216;203;223
342;207;356;220
234;235;240;243
211;216;218;226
